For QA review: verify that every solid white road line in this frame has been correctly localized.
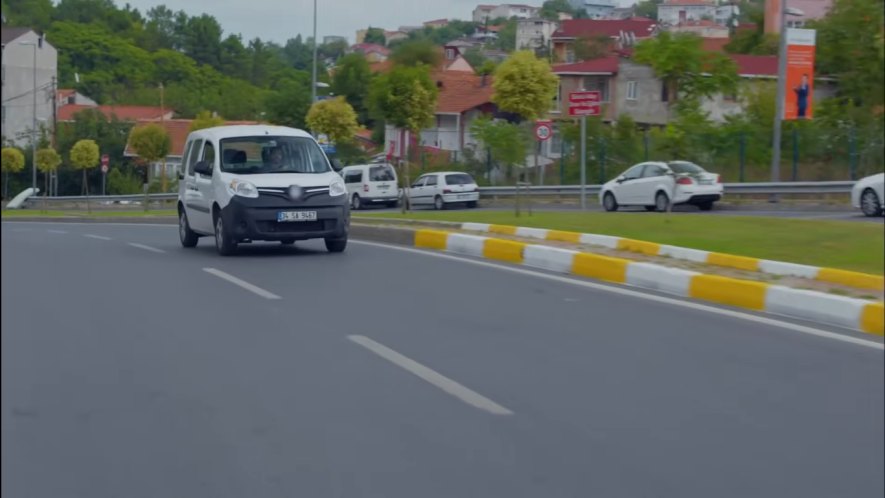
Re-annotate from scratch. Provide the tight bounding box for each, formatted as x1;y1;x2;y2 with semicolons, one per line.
202;267;282;300
47;229;68;234
127;242;166;253
84;234;112;241
350;240;884;351
348;334;514;416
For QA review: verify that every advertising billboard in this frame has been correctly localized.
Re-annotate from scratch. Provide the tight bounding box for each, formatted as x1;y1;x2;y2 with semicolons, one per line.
784;28;816;120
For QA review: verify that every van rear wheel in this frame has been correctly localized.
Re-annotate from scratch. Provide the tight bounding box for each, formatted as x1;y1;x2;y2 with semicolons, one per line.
351;194;361;210
179;209;199;248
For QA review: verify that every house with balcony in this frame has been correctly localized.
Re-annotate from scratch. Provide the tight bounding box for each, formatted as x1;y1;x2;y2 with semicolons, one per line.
552;18;658;62
516;18;558;52
384;71;496;161
1;26;57;146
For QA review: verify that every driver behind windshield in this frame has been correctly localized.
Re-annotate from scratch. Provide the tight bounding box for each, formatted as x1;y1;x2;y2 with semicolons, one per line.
265;146;286;171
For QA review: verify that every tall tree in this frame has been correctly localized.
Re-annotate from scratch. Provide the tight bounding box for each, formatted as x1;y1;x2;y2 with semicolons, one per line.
69;139;99;203
363;27;386;45
633;32;738;114
390;40;443;67
264;76;312;129
491;50;559;121
331;53;373;123
129;124;172;189
183;14;222;68
470;116;528;181
35;148;62;201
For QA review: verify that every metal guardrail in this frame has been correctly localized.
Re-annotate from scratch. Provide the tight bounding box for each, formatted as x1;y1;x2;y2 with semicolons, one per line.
13;181;854;205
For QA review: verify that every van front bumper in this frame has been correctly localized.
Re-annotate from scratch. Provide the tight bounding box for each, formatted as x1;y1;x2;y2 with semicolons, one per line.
220;193;349;242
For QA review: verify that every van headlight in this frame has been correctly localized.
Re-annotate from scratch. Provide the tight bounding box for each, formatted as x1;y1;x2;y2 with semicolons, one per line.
227;179;258;198
329;178;346;197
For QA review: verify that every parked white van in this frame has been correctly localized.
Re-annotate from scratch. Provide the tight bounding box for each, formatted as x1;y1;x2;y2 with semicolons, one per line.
176;125;350;255
340;163;399;209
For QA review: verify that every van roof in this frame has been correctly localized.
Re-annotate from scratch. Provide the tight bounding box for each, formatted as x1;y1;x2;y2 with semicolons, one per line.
186;125;314;142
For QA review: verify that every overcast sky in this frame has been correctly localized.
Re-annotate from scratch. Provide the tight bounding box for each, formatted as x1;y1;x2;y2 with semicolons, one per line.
122;0;484;45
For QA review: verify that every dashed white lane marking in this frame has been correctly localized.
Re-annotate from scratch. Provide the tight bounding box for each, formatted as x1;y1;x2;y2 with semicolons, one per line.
47;229;67;234
348;334;514;416
202;267;282;300
127;242;166;254
84;234;112;241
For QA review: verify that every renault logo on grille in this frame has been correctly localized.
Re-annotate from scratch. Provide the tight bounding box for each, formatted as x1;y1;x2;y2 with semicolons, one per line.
288;185;304;201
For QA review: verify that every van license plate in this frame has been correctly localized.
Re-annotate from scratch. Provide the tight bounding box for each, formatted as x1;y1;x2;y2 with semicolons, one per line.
277;211;317;222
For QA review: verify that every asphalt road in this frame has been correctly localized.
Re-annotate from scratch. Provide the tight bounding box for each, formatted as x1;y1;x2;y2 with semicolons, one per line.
2;221;883;498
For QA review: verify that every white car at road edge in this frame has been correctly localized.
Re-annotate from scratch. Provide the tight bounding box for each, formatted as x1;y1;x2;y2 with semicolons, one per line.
600;161;723;212
851;172;884;217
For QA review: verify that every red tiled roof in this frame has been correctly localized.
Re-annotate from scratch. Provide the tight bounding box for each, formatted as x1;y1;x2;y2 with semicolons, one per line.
56;89;76;101
553;18;658;39
730;54;778;76
58;104;171;122
424;19;449;26
553;56;620;74
352;43;391;56
123;119;260;158
701;37;730;52
486;25;504;32
432;71;495;114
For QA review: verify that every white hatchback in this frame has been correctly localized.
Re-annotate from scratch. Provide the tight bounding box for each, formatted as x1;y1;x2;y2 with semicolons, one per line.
851;172;884;217
406;171;480;210
600;161;723;212
340;164;399;210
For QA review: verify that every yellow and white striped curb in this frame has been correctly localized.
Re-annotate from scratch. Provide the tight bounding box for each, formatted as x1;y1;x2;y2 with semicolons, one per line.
460;223;885;291
416;229;884;336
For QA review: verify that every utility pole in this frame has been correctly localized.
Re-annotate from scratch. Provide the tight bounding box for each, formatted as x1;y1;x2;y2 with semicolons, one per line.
311;0;318;106
160;82;167;193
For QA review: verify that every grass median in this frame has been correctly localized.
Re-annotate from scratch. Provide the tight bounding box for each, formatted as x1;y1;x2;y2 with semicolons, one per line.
355;210;884;275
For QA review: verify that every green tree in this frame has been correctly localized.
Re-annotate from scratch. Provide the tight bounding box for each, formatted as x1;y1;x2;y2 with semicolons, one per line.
106;168;144;194
364;27;386;45
633;32;738;114
725;9;778;55
495;19;518;51
264;76;312;129
573;35;613;62
306;97;360;145
368;65;438;210
35;148;62;200
540;0;576;20
69;139;100;201
812;0;885;111
1;147;26;199
129;124;172;190
633;0;662;19
491;50;559;121
462;47;487;70
390;40;443;67
470;116;529;181
183;13;222;68
189;110;225;132
2;0;54;30
332;53;374;122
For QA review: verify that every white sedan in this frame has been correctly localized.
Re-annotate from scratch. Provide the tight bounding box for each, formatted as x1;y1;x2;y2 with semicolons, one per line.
406;171;479;210
851;172;884;217
600;161;723;212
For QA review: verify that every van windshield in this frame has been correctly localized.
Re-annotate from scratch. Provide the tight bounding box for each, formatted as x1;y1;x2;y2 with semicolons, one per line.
219;136;331;174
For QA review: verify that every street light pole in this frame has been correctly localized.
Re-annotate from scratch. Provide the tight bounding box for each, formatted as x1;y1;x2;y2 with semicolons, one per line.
311;0;318;106
770;0;788;191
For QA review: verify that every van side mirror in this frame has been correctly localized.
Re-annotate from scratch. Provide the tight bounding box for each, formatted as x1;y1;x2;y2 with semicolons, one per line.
330;158;343;172
194;160;212;177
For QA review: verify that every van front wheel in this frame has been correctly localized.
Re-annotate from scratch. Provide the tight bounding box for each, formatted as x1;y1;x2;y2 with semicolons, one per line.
325;237;347;253
214;214;238;256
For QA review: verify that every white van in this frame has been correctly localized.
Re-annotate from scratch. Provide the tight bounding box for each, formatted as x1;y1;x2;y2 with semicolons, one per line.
176;125;350;255
340;163;399;210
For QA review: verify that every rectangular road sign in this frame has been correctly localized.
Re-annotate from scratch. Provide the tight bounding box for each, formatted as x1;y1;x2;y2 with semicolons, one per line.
568;91;601;103
568;105;601;116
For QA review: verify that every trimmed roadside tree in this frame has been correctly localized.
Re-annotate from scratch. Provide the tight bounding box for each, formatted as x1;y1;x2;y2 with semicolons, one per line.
491;50;559;121
1;147;26;200
36;148;62;210
306;97;360;145
70;139;100;212
129;123;172;191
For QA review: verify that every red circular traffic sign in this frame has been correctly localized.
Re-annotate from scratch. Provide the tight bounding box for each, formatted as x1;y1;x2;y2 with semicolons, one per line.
534;121;553;141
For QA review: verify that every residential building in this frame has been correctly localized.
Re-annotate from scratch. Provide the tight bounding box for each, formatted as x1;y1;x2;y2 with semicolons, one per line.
569;0;617;19
764;0;832;33
609;7;636;19
384;71;495;159
657;0;737;26
323;35;348;45
550;56;620;122
424;19;450;29
444;38;482;60
516;18;558;51
474;4;541;23
1;27;57;146
552;18;658;62
55;88;97;107
398;25;424;33
666;19;730;37
349;43;391;62
384;30;409;44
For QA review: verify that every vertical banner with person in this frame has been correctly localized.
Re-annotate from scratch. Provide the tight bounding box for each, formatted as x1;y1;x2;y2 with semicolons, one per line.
784;28;817;120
